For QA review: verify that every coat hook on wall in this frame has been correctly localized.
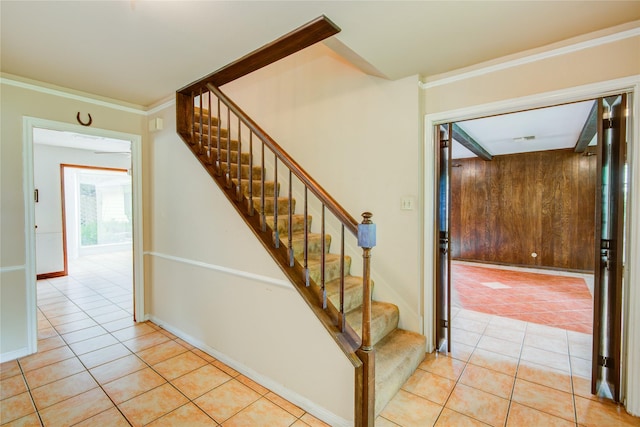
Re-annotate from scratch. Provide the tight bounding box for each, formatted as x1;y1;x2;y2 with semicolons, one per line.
76;112;93;126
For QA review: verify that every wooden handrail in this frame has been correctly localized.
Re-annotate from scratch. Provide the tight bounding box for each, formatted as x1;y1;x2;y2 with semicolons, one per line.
207;83;360;236
179;15;340;94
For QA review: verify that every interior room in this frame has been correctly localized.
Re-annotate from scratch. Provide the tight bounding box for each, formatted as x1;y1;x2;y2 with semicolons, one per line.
449;100;597;333
2;2;640;426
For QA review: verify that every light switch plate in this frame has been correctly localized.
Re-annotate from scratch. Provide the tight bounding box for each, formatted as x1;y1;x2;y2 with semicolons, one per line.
401;197;414;210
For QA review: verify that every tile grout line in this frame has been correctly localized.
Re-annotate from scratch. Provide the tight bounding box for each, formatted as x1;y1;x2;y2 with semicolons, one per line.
34;284;318;426
567;327;580;427
503;318;528;427
33;281;135;426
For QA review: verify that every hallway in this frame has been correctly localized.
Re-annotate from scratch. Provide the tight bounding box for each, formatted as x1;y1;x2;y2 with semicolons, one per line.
1;253;638;426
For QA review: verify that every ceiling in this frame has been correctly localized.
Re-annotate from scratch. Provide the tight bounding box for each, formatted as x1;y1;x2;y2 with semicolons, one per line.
452;100;596;159
33;128;132;153
2;1;640;108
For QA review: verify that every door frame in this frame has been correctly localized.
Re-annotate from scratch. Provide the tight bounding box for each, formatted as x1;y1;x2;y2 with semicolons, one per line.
22;117;145;355
423;76;640;410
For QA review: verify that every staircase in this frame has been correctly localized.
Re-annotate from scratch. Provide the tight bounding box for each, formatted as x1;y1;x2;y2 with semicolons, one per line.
175;15;425;426
177;92;425;421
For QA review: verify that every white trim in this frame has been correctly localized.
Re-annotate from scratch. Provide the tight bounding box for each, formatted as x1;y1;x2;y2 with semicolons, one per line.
145;251;293;290
146;97;176;115
623;82;640;416
422;76;640;414
420;27;640;90
425;75;640;125
23;118;146;353
22;120;38;356
3;76;148;115
0;265;26;273
0;347;31;364
148;315;351;427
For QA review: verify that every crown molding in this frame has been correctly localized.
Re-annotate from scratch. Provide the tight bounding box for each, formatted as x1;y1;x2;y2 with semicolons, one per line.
146;96;176;115
420;25;640;90
1;73;149;115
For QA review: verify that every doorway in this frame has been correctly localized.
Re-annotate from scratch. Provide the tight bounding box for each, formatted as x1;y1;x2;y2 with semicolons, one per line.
439;96;627;400
424;85;637;405
23;117;144;355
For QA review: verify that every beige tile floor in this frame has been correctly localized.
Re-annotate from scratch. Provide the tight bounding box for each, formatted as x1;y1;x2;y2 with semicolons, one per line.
377;306;639;427
2;252;639;426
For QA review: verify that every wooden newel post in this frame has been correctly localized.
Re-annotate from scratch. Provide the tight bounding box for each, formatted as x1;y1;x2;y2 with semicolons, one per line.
356;212;376;427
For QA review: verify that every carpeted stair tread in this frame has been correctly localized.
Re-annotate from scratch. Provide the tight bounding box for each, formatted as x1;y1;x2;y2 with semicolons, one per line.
374;329;426;416
194;109;220;126
263;214;310;235
234;179;279;198
193;133;237;150
307;253;352;284
346;302;399;348
326;275;368;314
207;148;251;165
221;163;263;180
252;197;295;215
194;127;230;139
276;232;331;259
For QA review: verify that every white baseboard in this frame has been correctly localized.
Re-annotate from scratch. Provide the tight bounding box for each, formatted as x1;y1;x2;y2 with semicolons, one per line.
148;315;353;427
0;346;31;363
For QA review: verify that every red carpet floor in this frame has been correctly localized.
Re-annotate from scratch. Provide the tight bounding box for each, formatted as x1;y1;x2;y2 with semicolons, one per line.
452;263;593;334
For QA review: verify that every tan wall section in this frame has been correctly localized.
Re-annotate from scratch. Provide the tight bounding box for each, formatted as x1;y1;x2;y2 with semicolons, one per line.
424;35;640;114
0;80;145;357
222;44;423;332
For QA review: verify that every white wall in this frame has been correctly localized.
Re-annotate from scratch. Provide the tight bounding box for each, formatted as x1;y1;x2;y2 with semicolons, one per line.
33;144;130;275
147;106;355;424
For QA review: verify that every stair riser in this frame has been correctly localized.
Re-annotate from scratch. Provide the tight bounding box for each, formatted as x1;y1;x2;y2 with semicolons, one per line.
326;277;366;314
375;331;426;416
347;304;399;348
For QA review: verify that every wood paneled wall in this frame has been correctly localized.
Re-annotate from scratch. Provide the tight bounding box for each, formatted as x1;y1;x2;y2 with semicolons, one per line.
450;148;596;271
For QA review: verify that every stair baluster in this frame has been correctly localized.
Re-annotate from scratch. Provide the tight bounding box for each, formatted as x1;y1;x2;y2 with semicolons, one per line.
288;171;294;266
260;141;266;231
225;106;231;187
216;98;222;176
273;155;279;248
304;187;310;286
248;132;254;216
321;204;326;309
206;93;212;164
339;225;346;332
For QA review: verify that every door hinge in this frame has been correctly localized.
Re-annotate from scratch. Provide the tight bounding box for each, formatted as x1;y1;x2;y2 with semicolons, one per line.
441;319;448;328
440;139;449;149
603;117;620;130
601;239;613;270
599;355;615;369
